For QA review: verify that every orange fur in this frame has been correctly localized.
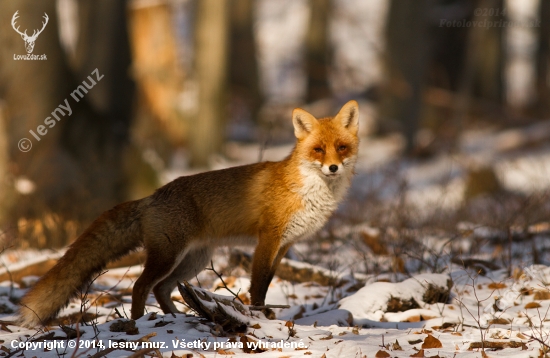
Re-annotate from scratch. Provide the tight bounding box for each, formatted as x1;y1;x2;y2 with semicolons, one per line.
18;101;359;327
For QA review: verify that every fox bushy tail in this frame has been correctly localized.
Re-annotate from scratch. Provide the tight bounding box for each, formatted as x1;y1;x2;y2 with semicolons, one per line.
19;200;143;327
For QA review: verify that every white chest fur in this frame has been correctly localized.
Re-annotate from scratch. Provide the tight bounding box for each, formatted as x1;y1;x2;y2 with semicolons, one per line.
282;166;351;244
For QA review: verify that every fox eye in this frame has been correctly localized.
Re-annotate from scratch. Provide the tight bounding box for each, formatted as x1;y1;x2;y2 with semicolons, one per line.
338;145;347;151
314;147;324;153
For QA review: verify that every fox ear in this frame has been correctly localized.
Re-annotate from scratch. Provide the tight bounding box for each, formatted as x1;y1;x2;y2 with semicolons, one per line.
336;100;359;135
292;108;318;140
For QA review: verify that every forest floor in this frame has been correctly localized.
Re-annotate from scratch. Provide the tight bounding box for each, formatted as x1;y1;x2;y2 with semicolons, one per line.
2;121;550;357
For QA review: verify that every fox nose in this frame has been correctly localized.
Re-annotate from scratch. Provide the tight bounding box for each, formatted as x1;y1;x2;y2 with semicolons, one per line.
329;164;338;173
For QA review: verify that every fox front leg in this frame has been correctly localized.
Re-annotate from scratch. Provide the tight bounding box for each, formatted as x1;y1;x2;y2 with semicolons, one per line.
249;237;282;307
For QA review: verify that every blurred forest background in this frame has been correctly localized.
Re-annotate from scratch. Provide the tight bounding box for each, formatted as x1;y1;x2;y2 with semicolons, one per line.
0;0;549;250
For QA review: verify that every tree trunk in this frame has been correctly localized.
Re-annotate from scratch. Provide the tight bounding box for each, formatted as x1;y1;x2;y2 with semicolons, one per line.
534;0;550;116
66;0;135;211
190;0;229;167
381;0;432;153
305;0;332;103
472;0;504;104
0;0;134;247
229;0;262;124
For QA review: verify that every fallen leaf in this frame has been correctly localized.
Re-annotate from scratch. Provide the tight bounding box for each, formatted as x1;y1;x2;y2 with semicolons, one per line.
375;350;390;357
392;340;403;351
421;335;442;349
217;349;235;355
320;333;333;341
525;302;542;309
240;336;266;353
534;291;550;300
488;318;510;325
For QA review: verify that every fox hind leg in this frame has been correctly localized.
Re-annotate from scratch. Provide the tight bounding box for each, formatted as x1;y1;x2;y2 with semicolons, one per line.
131;244;186;320
153;246;214;314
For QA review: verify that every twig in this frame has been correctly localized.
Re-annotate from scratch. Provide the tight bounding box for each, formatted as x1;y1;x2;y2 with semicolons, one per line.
206;260;244;304
528;334;550;351
78;270;108;326
249;304;290;310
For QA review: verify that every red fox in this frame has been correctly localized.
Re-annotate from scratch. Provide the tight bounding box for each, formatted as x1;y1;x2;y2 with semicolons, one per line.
18;100;359;327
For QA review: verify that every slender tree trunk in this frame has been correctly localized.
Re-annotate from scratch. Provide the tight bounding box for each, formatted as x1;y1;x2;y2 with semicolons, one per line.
534;0;550;116
190;0;229;167
381;0;432;153
229;0;262;123
305;0;332;103
65;0;135;212
0;102;9;226
472;0;504;104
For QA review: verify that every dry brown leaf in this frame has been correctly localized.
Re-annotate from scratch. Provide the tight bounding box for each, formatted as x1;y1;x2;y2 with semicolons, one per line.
320;333;333;341
421;335;442;349
404;315;421;322
534;291;550;300
525;302;542;309
375;350;390;357
214;276;236;289
90;293;120;307
488;282;507;289
217;349;235;355
410;349;424;357
240;336;266;354
392;340;403;351
488;318;510;325
238;294;250;305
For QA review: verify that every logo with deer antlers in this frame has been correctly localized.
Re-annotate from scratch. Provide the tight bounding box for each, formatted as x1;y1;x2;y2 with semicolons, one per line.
11;11;49;54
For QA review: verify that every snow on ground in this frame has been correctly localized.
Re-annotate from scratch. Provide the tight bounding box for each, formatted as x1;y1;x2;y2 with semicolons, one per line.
2;248;550;357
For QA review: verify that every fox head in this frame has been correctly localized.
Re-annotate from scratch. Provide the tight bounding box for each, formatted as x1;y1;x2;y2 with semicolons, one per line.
292;100;359;180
